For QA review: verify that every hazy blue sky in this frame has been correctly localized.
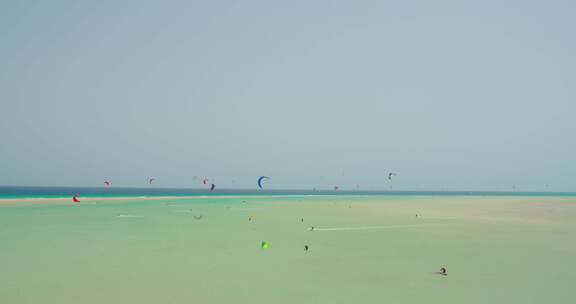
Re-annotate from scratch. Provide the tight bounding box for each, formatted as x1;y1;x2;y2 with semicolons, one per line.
1;1;574;191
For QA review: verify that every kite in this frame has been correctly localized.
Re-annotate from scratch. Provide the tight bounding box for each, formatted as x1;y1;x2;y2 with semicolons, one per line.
257;176;270;189
388;173;397;180
104;180;111;187
149;177;156;184
72;195;80;203
210;184;215;191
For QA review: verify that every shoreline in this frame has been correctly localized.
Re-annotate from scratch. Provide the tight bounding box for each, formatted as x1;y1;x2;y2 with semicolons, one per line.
1;193;575;205
0;195;307;204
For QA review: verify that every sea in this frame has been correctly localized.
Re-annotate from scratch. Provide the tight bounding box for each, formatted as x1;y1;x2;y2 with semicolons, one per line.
0;186;574;199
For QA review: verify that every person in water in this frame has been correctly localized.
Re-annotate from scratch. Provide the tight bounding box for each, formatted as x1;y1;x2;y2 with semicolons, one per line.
439;267;447;276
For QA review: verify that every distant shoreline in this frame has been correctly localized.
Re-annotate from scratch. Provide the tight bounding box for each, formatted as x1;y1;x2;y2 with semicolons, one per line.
2;193;576;205
0;195;318;204
1;185;575;202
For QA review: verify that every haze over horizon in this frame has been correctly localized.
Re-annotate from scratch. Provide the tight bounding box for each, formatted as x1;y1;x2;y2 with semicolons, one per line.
1;1;574;191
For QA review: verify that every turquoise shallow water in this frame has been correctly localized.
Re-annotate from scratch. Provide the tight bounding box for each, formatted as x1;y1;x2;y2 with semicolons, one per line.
1;186;575;199
1;195;575;304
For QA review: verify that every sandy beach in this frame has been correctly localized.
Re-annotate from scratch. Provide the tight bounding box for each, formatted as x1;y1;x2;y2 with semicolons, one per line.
1;195;575;304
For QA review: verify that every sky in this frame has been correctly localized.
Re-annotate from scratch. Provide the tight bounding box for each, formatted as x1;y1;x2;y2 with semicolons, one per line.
0;0;574;191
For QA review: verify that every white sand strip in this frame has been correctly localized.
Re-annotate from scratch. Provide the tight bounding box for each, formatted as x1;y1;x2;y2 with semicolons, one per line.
116;214;145;218
313;224;438;231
